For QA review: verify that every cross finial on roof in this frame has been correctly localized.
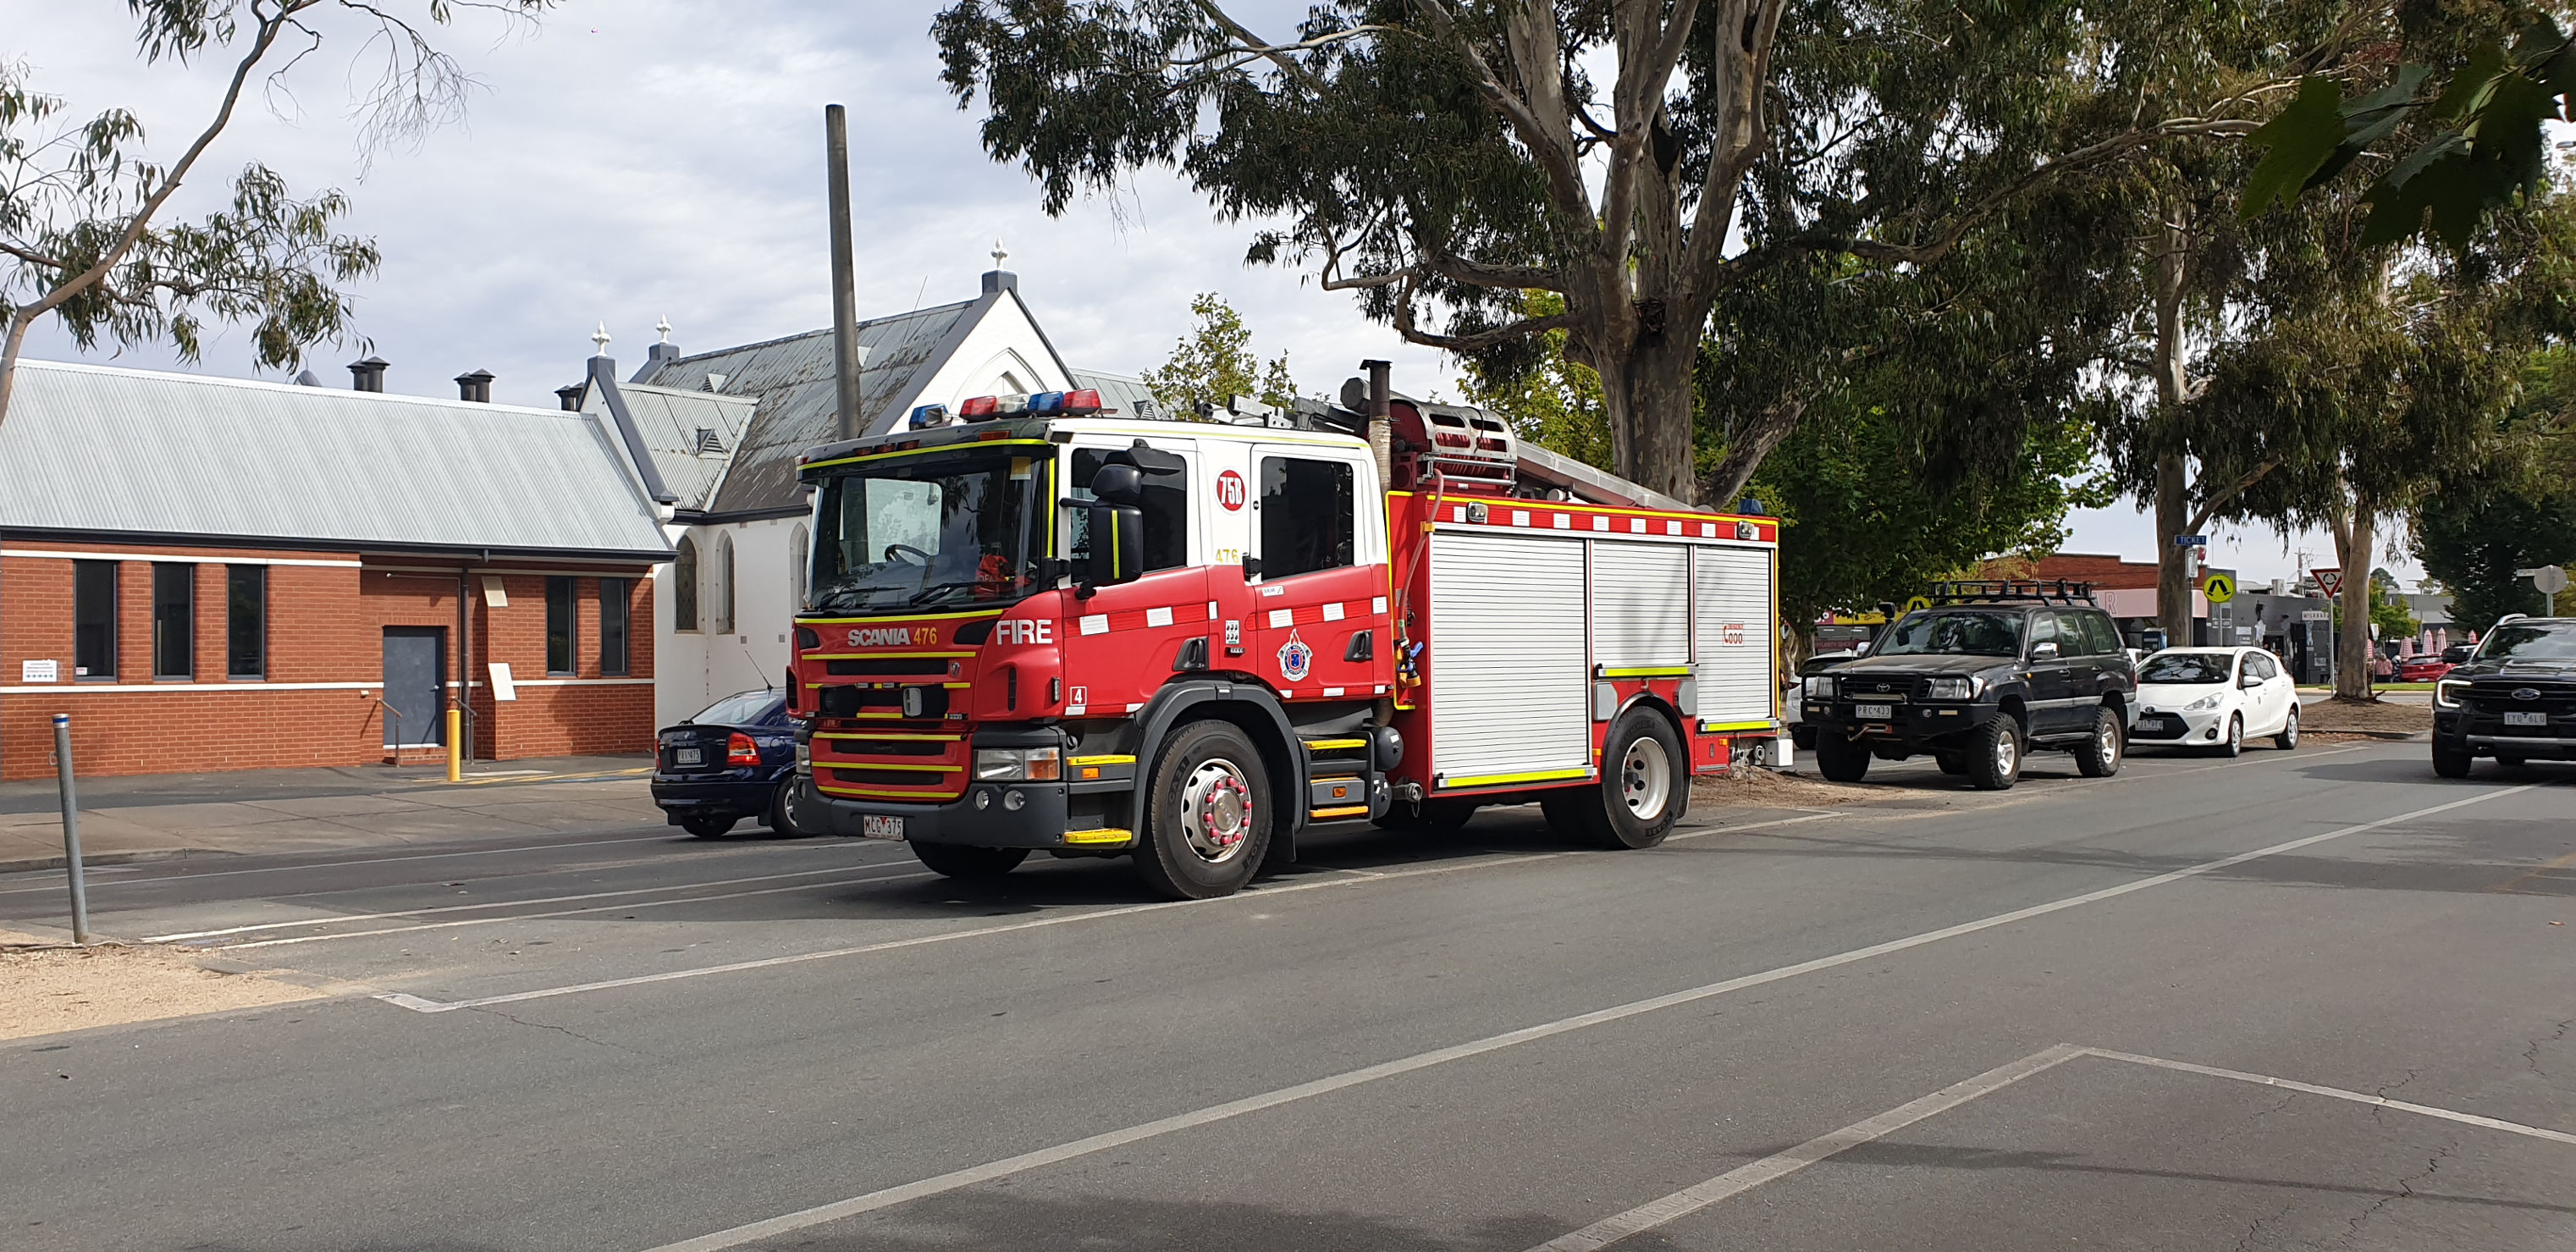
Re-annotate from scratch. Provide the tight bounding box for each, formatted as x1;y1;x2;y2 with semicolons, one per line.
656;316;673;344
991;239;1008;268
592;323;612;355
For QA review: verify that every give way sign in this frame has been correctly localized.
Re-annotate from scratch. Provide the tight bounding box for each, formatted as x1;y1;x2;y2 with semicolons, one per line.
2312;568;2343;599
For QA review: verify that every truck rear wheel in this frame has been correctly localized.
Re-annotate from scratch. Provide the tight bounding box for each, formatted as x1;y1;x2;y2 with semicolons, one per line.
1135;720;1272;900
1564;709;1685;850
910;841;1029;880
1815;734;1871;783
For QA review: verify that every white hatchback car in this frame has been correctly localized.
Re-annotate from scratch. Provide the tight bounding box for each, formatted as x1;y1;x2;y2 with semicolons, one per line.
2130;647;2300;755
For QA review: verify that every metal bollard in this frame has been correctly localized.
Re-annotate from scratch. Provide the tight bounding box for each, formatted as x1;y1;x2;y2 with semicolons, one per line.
447;708;462;783
52;714;91;945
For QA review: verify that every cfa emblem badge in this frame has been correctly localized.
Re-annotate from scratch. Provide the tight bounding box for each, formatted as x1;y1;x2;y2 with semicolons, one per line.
1277;630;1314;683
1735;520;1757;541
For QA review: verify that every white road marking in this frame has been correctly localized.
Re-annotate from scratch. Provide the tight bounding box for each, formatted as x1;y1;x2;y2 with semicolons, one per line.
1525;1044;2576;1249
207;866;938;950
0;832;685;896
382;814;1836;1014
1525;1045;2091;1251
628;788;2526;1252
145;862;901;941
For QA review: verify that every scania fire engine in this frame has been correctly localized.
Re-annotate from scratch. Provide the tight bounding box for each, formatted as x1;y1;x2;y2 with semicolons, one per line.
785;367;1781;900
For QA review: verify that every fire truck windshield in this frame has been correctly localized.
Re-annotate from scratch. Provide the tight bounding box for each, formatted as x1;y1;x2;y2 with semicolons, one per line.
808;449;1040;615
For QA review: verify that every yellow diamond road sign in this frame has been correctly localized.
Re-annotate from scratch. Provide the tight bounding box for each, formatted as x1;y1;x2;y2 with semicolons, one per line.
1903;595;1933;612
2203;573;2236;604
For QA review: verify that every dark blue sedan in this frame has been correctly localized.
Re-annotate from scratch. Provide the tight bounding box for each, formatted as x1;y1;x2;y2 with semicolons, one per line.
651;689;810;839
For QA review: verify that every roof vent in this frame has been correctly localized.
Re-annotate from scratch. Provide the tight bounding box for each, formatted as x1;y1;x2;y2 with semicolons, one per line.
692;427;727;455
703;372;729;394
454;369;494;403
348;356;389;392
556;383;586;412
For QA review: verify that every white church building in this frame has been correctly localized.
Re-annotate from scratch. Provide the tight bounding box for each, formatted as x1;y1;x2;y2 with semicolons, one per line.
566;259;1156;728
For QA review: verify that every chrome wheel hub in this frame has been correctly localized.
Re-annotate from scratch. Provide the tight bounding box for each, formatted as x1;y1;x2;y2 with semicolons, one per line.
1996;731;2018;775
1181;758;1254;864
1620;736;1672;820
2099;722;2119;765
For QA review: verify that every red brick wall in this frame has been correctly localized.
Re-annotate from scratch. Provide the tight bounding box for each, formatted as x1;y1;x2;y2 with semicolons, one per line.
2;544;656;780
1974;552;2162;590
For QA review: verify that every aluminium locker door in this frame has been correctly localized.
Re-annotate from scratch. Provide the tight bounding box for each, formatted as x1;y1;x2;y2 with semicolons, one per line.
1426;532;1590;787
1691;546;1775;727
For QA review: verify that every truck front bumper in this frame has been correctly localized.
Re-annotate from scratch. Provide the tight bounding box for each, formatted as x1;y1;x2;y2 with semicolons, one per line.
800;776;1136;850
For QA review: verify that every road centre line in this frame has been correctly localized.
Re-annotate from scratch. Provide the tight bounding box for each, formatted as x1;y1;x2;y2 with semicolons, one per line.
631;786;2529;1252
1529;1044;2576;1250
209;864;942;951
381;813;1837;1013
0;832;686;897
146;859;909;942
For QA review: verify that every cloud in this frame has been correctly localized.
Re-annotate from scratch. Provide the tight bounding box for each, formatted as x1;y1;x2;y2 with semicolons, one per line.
6;0;1448;407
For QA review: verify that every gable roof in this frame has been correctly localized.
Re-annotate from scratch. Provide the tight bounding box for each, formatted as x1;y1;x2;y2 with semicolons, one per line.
582;381;758;512
637;298;987;515
1070;369;1166;421
0;359;672;560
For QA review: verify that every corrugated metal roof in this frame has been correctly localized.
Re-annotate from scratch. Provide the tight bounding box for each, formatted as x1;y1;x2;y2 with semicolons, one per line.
1070;369;1168;422
0;359;673;558
592;383;758;511
638;300;981;514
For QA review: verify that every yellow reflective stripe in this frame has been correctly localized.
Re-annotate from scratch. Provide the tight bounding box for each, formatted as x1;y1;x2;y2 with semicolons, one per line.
1307;805;1371;819
802;438;1052;472
1601;665;1691;679
1301;737;1369;751
816;784;963;799
799;609;1007;624
802;651;976;660
814;731;960;742
1062;827;1135;846
822;762;957;773
1697;720;1779;733
1438;767;1593;788
1067;754;1135;766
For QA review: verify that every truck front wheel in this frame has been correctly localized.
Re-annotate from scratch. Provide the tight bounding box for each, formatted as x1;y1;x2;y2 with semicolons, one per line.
910;841;1029;880
1135;720;1273;900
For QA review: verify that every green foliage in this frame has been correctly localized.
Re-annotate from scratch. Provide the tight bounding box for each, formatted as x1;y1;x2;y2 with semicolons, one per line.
1458;291;1608;471
2413;347;2576;633
2368;571;2420;640
2242;16;2576;248
1139;293;1298;419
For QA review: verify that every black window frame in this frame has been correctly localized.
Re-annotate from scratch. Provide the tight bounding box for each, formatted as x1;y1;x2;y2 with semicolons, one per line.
545;576;577;676
1069;449;1190;575
73;560;118;680
152;561;194;680
599;577;632;676
1256;455;1358;580
226;565;267;680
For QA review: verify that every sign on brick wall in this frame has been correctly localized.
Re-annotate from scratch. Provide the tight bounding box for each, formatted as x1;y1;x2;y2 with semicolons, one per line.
21;659;57;683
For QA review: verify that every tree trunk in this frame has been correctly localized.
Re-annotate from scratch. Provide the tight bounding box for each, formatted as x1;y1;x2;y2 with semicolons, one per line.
0;309;38;429
2149;201;2193;648
1609;333;1702;504
2332;492;2375;702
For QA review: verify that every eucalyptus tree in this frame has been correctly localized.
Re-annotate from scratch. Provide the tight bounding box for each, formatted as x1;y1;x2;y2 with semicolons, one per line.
0;0;557;425
933;0;2264;504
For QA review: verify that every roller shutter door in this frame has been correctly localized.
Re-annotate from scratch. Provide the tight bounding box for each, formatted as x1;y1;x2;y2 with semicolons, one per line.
1426;532;1590;785
1591;541;1691;670
1692;545;1775;725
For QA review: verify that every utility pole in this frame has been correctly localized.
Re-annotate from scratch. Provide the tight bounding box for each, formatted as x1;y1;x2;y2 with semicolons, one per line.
825;103;863;442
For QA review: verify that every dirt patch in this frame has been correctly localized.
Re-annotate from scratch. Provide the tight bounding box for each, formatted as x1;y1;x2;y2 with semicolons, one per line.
0;940;324;1041
1691;768;1892;810
2301;698;2430;736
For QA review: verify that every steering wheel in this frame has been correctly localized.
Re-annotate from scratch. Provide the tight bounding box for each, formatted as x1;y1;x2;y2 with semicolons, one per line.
883;543;931;566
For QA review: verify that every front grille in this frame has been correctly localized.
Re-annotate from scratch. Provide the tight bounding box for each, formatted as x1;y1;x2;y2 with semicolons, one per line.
1840;677;1921;700
2463;683;2576;717
819;738;949;757
826;658;952;676
831;767;947;786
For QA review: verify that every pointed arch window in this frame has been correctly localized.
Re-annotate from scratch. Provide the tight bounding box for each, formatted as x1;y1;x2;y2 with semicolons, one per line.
672;537;701;632
714;532;737;635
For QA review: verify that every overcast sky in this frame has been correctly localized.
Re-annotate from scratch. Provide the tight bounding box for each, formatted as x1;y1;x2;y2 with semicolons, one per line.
5;0;2408;592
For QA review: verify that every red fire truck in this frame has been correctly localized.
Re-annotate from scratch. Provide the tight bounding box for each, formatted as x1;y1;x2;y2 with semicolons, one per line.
786;368;1781;899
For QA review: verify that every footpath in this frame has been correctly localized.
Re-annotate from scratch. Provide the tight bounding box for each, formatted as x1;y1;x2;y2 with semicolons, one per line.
0;756;661;874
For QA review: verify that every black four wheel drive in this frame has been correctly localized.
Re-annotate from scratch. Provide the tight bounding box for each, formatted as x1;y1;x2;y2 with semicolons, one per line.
1798;584;2137;791
2430;615;2576;778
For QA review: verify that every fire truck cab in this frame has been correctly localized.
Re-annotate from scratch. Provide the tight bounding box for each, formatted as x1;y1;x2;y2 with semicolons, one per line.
787;377;1780;900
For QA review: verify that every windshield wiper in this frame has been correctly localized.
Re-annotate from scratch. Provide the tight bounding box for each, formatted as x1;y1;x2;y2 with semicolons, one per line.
907;580;997;606
812;584;911;614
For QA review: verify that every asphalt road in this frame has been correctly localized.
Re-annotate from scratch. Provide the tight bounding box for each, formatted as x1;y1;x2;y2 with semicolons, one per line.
3;741;2571;1251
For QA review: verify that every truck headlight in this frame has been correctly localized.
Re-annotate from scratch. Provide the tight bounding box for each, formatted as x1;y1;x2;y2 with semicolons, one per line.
1923;676;1981;701
1802;676;1836;698
974;747;1062;781
2434;679;2469;709
794;740;811;775
2183;693;2222;712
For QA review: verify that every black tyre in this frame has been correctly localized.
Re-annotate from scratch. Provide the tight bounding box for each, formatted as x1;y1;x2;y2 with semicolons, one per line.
681;814;736;839
2273;704;2299;751
2432;743;2474;778
2213;714;2242;758
766;778;811;836
2071;706;2123;778
910;841;1029;880
1135;720;1271;900
1966;714;2022;791
1933;752;1968;777
1815;734;1871;783
1558;709;1686;850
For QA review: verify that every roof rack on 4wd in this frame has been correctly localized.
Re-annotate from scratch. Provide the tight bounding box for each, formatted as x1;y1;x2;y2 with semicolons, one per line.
1927;579;2098;605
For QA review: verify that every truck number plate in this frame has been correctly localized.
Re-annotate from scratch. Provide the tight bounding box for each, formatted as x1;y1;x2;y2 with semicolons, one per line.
2505;711;2547;727
1854;703;1894;720
861;814;906;841
676;747;703;766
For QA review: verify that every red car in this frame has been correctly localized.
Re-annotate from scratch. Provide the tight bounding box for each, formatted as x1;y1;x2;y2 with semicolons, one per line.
2395;655;2452;682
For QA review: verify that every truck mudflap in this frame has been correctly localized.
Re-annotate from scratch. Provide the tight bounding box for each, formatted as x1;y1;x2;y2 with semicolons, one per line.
803;779;1136;850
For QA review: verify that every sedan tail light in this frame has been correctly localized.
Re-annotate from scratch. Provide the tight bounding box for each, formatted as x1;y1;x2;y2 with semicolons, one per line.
726;731;760;767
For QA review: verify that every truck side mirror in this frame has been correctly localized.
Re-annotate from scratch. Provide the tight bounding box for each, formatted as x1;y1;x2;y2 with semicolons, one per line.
1090;462;1145;506
1080;501;1145;588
